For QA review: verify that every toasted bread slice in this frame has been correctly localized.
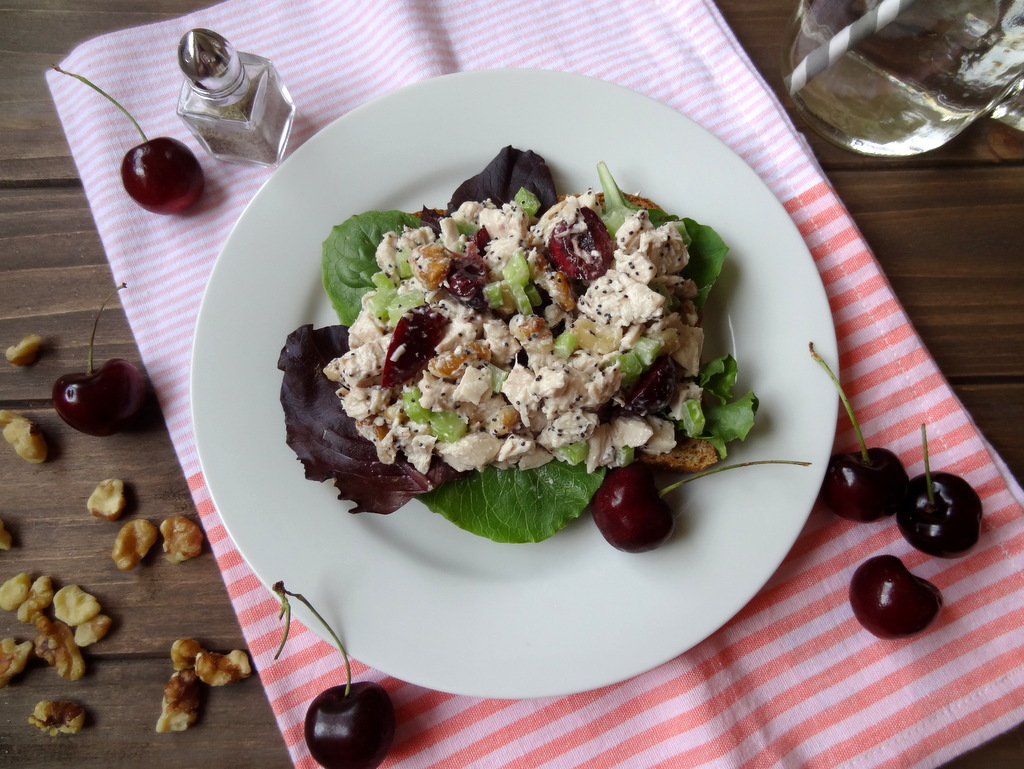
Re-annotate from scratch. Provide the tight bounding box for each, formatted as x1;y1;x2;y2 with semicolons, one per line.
639;437;719;474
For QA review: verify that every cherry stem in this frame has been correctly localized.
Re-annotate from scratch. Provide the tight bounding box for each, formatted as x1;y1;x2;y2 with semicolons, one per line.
659;460;811;497
809;342;870;464
921;423;936;508
87;282;126;375
272;581;352;698
52;65;148;143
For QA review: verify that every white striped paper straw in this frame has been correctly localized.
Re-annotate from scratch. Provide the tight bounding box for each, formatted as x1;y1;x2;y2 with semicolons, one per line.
784;0;919;94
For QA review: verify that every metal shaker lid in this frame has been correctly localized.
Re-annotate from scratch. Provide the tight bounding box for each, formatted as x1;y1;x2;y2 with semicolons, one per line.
178;29;244;95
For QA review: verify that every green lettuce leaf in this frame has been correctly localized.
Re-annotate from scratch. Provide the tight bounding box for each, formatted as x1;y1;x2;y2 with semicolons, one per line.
682;218;728;310
420;462;607;543
322;210;421;325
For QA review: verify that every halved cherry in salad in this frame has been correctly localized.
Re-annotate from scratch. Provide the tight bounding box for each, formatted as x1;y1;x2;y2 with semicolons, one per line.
380;305;448;388
547;206;613;280
809;343;909;522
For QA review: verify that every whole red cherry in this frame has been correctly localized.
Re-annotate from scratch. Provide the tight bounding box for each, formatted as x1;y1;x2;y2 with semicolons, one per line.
274;583;395;769
897;425;983;558
810;344;909;522
849;554;942;639
591;463;675;552
54;66;204;214
52;283;147;436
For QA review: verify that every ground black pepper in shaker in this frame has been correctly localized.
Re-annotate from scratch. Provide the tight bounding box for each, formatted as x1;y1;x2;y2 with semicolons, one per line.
176;28;295;167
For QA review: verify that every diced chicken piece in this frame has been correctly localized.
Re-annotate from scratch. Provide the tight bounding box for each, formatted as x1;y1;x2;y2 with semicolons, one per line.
437;433;503;472
610;416;654;448
577;270;665;328
642;417;677;455
482;318;520;365
452;365;492;406
670;325;704;378
537;410;599;450
439;218;464;251
403;432;437;474
586;424;615;473
348;311;385;348
494;436;535;468
417;372;456;411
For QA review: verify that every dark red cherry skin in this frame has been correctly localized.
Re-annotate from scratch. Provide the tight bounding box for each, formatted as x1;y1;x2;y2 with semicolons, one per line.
547;206;613;280
897;473;983;558
120;137;204;214
849;554;942;639
821;447;909;522
304;681;396;769
381;305;448;388
624;356;678;415
591;464;675;552
52;357;147;436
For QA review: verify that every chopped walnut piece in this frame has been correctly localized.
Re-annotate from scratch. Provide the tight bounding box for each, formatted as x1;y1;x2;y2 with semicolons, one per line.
160;516;204;563
0;638;33;688
111;519;158;570
87;479;126;521
0;572;31;611
0;519;12;550
6;334;44;366
73;614;112;647
0;410;47;463
33;616;85;681
155;669;200;733
53;585;101;627
170;638;204;670
17;575;53;624
194;649;251;686
29;700;86;736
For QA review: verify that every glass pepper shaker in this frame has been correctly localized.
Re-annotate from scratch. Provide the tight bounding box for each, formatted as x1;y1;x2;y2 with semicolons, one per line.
176;28;295;167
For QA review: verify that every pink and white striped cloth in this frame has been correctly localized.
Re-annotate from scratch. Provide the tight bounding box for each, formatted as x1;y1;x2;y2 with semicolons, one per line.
46;0;1024;767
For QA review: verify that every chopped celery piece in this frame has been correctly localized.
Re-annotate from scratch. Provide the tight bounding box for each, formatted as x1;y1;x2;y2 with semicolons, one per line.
487;363;508;393
510;283;533;315
396;249;413;279
386;291;426;325
556;441;589;466
484;281;505;309
677;398;706;437
613;445;635;467
513;186;541;216
633;337;662;367
402;387;431;423
429;411;467;443
553;332;578;359
456;221;479;236
372;271;395;290
366;287;396;321
524;283;542;307
503;252;530;287
616;350;644;386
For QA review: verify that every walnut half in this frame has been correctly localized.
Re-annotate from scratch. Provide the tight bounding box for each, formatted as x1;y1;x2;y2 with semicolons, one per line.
194;649;251;686
0;410;47;463
6;334;44;366
29;700;86;736
0;638;33;688
160;516;204;562
111;519;158;570
33;616;85;681
155;670;201;733
53;585;101;627
87;479;126;521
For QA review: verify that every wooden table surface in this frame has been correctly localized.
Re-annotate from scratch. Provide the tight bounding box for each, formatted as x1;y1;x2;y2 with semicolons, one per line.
2;1;1022;767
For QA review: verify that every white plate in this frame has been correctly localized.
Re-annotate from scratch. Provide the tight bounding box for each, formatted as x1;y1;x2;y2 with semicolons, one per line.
192;69;838;699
